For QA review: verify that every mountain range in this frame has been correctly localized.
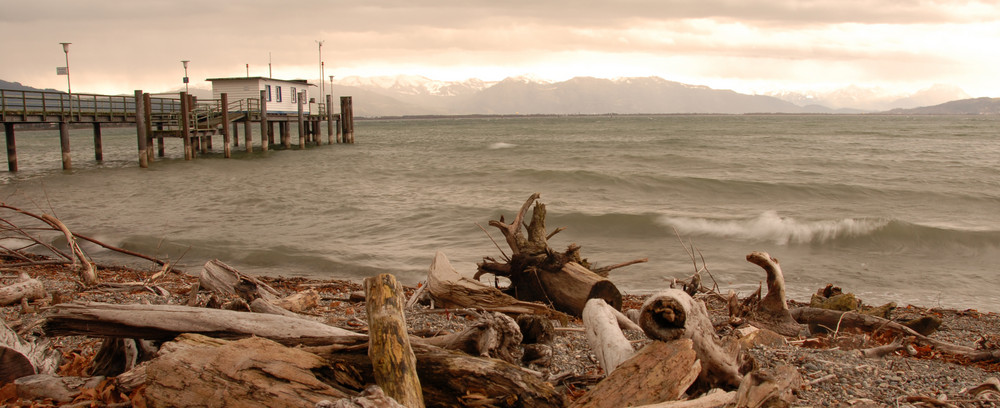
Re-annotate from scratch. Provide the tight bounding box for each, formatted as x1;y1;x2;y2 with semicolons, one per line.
2;77;990;117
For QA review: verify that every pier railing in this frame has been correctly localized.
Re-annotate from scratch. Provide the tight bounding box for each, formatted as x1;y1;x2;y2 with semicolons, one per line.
0;89;183;123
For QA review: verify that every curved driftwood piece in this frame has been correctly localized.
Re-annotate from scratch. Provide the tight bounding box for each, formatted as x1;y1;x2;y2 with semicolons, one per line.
570;339;701;408
0;275;46;306
639;289;741;388
744;251;801;337
0;319;60;384
733;364;803;408
365;273;425;408
632;388;736;408
427;251;557;316
40;214;97;286
421;312;523;363
43;301;366;344
583;298;635;374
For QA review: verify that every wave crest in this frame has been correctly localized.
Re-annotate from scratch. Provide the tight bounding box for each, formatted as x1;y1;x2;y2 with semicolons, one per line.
660;211;889;245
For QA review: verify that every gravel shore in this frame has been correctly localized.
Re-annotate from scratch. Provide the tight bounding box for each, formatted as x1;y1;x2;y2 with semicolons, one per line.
3;263;999;407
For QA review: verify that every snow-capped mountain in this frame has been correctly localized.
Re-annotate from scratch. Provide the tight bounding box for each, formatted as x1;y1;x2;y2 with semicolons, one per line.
768;84;970;112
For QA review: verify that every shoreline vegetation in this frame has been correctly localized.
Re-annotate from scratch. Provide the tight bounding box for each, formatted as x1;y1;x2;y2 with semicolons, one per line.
2;196;1000;407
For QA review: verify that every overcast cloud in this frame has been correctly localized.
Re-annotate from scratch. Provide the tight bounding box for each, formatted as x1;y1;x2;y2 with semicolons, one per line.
2;0;998;96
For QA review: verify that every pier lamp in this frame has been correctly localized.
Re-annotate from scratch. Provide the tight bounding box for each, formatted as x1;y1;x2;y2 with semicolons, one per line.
59;42;72;117
316;40;324;100
181;60;190;93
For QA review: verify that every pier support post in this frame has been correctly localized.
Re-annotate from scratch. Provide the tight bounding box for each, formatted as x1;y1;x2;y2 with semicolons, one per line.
336;115;342;143
340;96;354;144
244;119;252;153
144;93;154;162
280;122;290;149
297;92;305;149
326;94;334;145
233;121;239;147
259;90;269;152
4;123;16;172
134;90;148;168
93;123;103;162
181;92;192;160
157;123;165;157
59;121;72;170
221;93;231;158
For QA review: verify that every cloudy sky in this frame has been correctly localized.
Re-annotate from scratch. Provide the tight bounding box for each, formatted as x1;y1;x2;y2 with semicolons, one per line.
3;0;999;96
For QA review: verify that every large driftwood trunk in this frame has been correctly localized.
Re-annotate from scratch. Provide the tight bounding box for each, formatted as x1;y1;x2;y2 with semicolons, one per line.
476;194;635;316
136;334;350;408
639;289;741;388
43;301;366;344
0;319;60;385
427;251;556;316
310;343;565;408
570;339;701;408
365;273;424;408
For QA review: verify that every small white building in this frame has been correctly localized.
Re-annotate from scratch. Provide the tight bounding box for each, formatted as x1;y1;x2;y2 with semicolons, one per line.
206;77;315;114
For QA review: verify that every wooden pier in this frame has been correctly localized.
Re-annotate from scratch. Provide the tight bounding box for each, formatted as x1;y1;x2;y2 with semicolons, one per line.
0;89;355;171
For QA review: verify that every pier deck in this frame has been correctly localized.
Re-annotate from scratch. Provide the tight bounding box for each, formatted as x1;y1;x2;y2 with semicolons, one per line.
0;89;354;171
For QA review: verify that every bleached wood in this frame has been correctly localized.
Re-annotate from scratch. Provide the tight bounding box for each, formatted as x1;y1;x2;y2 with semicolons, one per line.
199;259;278;302
0;277;46;306
44;301;365;343
634;389;736;408
274;288;320;312
582;298;634;374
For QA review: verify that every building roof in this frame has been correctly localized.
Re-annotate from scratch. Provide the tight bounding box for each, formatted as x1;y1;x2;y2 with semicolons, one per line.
205;77;315;86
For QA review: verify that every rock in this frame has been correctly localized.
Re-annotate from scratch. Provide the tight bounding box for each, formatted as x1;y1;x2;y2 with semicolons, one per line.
904;315;943;336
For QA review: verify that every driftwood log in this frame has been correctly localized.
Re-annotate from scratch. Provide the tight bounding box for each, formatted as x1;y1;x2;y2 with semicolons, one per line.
364;273;425;408
199;259;279;302
427;251;556;316
476;194;640;316
744;251;801;337
582;298;635;374
570;339;701;408
136;334;349;408
0;276;46;307
309;343;565;408
639;289;741;388
43;301;366;344
733;364;802;408
791;307;1000;361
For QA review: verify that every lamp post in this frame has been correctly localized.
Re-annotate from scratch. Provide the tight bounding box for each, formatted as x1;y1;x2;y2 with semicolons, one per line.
181;60;190;93
316;40;324;101
59;42;72;117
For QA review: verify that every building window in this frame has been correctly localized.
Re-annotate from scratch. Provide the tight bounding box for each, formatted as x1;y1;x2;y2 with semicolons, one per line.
276;86;282;102
291;87;297;103
265;85;272;102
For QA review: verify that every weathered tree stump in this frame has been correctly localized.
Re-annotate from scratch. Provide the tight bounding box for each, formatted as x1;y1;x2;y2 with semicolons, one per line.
476;194;642;316
570;339;701;407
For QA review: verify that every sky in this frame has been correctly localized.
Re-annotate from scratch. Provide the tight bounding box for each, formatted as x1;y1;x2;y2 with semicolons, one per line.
3;0;1000;97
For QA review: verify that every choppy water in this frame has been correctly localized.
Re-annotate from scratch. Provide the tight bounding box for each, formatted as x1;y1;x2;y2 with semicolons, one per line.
2;115;999;311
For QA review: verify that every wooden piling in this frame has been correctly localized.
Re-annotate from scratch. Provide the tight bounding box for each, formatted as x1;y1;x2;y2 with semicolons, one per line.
280;122;290;149
268;122;276;147
233;122;239;147
326;95;334;145
297;92;305;149
156;124;165;157
59;121;71;170
134;90;148;168
4;123;16;172
337;115;343;143
340;96;354;143
222;94;231;159
181;92;192;160
259;90;269;152
243;119;252;153
144;93;154;162
93;123;103;162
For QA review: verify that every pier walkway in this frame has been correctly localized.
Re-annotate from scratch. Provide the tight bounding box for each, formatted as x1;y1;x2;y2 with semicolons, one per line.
0;89;355;171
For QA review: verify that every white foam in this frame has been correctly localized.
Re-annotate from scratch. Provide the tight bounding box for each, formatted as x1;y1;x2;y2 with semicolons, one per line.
661;211;888;245
488;142;516;149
